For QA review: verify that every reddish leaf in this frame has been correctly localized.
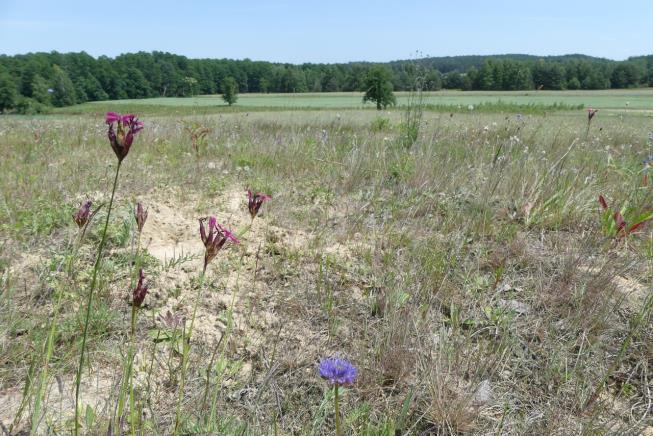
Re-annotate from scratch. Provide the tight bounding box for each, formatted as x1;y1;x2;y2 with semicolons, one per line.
614;211;626;233
598;195;608;210
627;222;646;234
627;215;653;234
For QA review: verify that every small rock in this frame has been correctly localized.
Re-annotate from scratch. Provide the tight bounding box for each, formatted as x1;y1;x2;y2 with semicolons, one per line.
499;299;530;315
473;379;492;406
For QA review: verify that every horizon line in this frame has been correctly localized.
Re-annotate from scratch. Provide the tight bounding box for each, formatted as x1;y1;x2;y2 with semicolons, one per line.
1;50;650;65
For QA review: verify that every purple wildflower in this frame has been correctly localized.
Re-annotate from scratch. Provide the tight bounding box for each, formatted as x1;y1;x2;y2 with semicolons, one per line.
247;189;271;220
106;112;144;162
199;216;240;272
318;357;357;386
132;269;149;308
135;201;148;233
73;201;92;228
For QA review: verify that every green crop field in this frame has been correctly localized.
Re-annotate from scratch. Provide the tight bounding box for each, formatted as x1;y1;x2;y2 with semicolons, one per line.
60;89;653;113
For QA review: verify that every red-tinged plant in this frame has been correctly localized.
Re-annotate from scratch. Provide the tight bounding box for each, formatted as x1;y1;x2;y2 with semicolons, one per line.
106;112;144;162
117;268;149;431
73;201;92;228
75;112;144;436
247;189;271;221
199;216;240;273
587;108;598;122
586;108;598;138
134;201;148;234
132;268;149;309
174;217;239;434
183;121;210;155
598;195;653;239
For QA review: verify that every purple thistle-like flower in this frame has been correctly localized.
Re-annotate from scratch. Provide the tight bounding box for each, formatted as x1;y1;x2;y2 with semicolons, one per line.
132;269;149;308
247;189;271;220
199;216;240;271
135;201;148;233
318;357;357;386
106;112;144;162
73;201;92;228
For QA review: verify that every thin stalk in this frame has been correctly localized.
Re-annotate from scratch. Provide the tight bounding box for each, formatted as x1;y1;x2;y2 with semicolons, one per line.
145;328;160;401
29;234;78;435
129;306;137;436
74;161;122;436
30;286;64;435
129;232;143;435
173;271;205;435
118;230;143;432
208;250;245;425
334;385;341;436
200;335;225;417
583;290;653;412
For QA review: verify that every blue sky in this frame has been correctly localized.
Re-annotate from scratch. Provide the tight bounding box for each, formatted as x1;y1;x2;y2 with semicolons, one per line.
1;0;651;63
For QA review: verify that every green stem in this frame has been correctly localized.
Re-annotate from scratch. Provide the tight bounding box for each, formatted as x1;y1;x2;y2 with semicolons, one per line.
334;385;341;436
173;271;205;435
129;305;137;436
74;161;122;436
117;230;143;432
200;335;224;419
26;233;77;435
208;250;245;425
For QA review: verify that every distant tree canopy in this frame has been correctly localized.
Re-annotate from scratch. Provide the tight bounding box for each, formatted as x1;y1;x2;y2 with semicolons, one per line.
363;65;396;110
0;51;651;112
221;76;238;106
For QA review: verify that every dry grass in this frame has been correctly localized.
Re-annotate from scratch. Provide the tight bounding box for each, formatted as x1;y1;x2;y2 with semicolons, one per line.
0;108;652;435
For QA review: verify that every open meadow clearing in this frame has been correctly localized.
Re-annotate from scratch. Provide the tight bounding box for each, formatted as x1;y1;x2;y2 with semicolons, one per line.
1;100;653;435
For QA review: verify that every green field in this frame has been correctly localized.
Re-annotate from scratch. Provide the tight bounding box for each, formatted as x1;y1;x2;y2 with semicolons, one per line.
66;89;653;112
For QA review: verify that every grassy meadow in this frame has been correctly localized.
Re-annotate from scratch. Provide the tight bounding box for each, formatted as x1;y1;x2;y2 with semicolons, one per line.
1;94;653;434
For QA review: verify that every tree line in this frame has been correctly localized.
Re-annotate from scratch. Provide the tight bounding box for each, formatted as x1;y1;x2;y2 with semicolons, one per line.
0;51;651;112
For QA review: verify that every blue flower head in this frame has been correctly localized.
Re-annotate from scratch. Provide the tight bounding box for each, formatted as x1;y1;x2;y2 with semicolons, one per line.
318;357;357;386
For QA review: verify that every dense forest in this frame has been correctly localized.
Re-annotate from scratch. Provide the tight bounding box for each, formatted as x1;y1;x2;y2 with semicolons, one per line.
0;51;652;113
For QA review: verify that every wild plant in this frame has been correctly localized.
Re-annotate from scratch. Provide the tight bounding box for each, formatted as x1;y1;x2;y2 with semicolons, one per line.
246;189;271;223
173;217;239;435
183;121;211;155
115;201;149;432
586;107;598;138
23;200;101;434
74;112;143;436
598;194;653;239
318;357;358;436
400;61;426;148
